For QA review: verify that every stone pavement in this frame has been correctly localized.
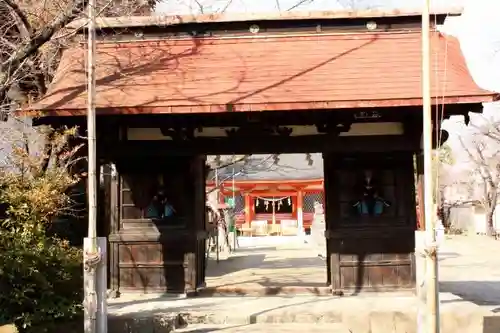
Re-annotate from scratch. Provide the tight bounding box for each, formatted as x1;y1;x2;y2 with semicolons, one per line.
176;323;350;332
106;234;500;332
438;235;500;311
204;234;500;301
203;236;328;295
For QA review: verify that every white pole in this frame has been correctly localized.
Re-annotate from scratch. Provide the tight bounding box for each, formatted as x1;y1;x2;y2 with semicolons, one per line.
215;168;219;263
84;238;107;333
232;167;237;249
87;0;97;246
422;2;440;333
84;0;104;331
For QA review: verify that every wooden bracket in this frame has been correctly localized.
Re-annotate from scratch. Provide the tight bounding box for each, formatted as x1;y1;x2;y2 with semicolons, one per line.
160;126;195;141
315;122;352;135
225;124;293;137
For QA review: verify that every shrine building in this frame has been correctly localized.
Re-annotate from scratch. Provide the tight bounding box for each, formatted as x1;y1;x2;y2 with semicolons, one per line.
206;153;324;236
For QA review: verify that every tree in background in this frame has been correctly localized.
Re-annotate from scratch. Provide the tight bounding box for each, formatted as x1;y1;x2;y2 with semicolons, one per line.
458;118;500;236
1;0;327;117
434;143;458;229
0;125;83;229
0;0;158;117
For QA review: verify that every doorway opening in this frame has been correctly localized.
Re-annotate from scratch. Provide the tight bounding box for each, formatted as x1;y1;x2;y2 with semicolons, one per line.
204;153;328;294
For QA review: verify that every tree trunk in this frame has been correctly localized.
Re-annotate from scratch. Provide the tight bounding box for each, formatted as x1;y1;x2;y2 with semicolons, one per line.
442;205;452;230
485;208;496;237
217;209;231;253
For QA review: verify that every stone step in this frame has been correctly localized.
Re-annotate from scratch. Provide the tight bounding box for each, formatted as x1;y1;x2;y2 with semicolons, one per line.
175;323;350;333
108;294;500;333
108;313;187;333
104;308;500;333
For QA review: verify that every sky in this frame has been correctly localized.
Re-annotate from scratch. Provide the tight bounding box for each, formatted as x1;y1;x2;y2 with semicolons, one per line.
438;0;500;165
155;0;466;14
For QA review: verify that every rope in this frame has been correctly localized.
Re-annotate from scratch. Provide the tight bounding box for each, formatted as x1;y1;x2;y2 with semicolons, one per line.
416;240;439;259
420;10;449;221
83;250;102;271
254;195;290;202
433;11;450;204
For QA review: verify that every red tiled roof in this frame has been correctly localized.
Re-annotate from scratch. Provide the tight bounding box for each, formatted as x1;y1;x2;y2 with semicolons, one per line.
33;31;496;116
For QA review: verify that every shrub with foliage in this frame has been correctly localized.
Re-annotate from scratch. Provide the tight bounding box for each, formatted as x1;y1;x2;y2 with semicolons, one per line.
0;232;83;332
0;124;84;332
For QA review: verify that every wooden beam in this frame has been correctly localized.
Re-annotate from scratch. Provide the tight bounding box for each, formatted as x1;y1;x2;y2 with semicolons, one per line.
207;179;324;187
220;188;324;196
100;135;419;157
33;103;481;128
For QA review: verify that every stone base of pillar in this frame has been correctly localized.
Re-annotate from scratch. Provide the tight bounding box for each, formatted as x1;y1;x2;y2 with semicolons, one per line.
415;230;427;333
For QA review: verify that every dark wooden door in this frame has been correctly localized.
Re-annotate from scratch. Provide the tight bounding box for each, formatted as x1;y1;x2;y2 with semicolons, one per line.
323;152;416;294
109;155;208;295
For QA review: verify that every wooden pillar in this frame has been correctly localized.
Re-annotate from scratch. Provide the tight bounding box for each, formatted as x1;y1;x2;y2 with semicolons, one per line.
219;187;225;205
322;152;335;288
244;194;251;226
297;190;304;235
416;153;425;231
191;155;207;290
108;163;119;298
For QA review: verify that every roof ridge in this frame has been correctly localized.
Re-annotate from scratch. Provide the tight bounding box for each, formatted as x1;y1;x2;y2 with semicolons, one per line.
67;8;463;30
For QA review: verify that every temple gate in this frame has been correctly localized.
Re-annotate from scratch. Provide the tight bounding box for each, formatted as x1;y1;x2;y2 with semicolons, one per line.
30;10;496;295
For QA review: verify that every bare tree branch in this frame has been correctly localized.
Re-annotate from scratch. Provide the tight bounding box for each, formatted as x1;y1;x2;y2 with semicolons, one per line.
193;0;205;14
2;0;32;37
219;0;234;13
210;155;249;171
0;0;160;117
1;0;87;82
287;0;312;11
458;127;500;236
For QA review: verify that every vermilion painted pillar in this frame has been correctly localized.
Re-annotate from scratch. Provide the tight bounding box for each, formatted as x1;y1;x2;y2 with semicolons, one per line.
244;194;251;226
292;196;298;217
297;190;304;235
218;185;225;205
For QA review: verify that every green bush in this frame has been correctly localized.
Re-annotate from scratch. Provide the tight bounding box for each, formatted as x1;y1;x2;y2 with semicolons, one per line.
0;126;84;332
0;231;83;332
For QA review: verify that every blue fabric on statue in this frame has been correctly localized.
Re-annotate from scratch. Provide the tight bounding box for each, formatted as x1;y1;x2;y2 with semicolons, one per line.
357;201;384;216
145;203;161;218
358;202;369;215
164;203;175;217
374;201;384;216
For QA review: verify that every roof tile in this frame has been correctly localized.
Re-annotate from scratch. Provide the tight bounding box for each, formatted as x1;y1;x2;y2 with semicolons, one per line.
34;31;495;115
